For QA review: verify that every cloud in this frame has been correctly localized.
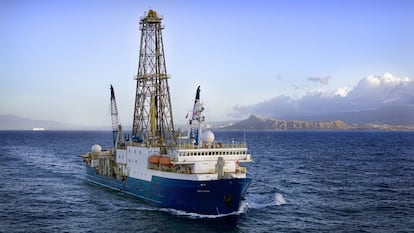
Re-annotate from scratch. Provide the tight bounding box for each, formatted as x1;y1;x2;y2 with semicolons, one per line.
347;73;414;107
307;76;332;85
233;73;414;119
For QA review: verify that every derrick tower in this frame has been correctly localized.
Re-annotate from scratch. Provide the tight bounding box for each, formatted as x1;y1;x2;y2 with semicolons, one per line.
132;10;175;145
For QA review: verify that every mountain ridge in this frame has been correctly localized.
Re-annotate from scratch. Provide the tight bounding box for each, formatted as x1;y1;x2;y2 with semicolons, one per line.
1;108;414;131
225;115;351;130
223;114;414;131
295;105;414;126
0;115;107;130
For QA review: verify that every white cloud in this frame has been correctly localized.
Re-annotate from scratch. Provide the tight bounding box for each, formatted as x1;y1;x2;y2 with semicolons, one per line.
333;86;351;97
348;73;413;106
232;73;414;118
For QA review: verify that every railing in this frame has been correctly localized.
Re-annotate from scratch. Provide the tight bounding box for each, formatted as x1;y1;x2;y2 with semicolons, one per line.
176;142;247;150
123;140;247;150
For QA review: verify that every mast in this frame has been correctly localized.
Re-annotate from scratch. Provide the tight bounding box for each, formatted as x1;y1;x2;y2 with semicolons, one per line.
132;10;175;145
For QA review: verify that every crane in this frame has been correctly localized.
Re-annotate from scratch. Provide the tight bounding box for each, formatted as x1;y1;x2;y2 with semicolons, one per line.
110;85;124;148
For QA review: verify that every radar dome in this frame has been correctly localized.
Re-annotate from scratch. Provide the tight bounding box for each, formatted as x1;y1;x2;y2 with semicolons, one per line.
91;144;102;153
201;130;215;144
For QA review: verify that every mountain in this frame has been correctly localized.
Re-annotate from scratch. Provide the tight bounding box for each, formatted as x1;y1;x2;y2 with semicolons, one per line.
226;115;350;130
0;115;90;130
233;73;414;123
299;105;414;126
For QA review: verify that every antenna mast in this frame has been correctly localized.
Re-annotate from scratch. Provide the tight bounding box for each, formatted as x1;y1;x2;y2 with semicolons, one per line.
132;10;175;145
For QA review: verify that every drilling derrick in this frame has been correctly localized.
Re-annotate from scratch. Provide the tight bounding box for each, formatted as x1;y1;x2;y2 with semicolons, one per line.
132;10;175;145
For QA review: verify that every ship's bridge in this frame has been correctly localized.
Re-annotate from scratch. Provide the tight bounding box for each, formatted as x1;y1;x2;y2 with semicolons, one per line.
171;144;251;163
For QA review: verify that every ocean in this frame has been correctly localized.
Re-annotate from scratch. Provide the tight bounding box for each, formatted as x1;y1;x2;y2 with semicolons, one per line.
0;130;413;232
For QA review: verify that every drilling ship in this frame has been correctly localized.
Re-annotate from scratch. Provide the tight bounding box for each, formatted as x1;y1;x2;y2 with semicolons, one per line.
81;10;252;215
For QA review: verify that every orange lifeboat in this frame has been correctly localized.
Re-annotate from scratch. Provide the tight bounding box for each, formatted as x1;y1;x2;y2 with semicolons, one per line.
159;156;173;167
149;155;161;164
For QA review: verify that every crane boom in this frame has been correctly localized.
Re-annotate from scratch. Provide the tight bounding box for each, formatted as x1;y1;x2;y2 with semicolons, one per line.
187;86;205;147
110;85;123;147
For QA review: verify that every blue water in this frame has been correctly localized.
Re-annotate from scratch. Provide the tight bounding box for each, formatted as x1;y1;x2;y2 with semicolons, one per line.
1;130;413;232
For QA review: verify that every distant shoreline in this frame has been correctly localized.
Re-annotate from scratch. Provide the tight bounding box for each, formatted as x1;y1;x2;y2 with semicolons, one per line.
1;127;414;132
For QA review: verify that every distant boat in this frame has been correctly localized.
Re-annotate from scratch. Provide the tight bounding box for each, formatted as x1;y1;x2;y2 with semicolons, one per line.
32;128;45;131
81;9;252;216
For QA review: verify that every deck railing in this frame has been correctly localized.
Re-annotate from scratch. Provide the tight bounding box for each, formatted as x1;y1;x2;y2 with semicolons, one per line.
176;142;247;150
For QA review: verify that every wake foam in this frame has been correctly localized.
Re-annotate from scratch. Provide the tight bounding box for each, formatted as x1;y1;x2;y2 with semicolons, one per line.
159;201;249;219
128;193;286;218
127;201;249;219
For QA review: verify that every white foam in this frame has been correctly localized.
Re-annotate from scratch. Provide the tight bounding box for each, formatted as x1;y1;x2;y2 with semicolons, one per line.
158;202;249;219
127;201;249;219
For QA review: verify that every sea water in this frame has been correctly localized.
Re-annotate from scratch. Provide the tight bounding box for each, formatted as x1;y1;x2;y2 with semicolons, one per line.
0;130;413;232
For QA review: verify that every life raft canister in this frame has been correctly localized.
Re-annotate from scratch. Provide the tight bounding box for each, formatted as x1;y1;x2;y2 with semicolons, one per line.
149;155;161;164
159;156;173;167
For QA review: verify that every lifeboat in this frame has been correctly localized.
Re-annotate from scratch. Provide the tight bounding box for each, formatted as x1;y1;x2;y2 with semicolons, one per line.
159;156;173;167
149;155;161;164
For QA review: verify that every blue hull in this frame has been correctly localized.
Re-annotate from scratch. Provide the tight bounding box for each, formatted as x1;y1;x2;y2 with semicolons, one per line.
85;166;251;215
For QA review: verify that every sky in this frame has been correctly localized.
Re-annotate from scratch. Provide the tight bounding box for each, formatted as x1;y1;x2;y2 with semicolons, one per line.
1;0;413;127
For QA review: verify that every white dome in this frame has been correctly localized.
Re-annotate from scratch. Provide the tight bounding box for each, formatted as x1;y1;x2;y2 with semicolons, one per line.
201;130;215;144
91;144;102;153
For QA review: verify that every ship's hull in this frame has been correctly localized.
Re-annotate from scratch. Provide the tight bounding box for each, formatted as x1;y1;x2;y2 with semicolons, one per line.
85;166;251;215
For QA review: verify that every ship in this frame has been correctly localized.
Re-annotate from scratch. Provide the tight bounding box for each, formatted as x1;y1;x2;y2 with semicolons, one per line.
81;10;252;216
